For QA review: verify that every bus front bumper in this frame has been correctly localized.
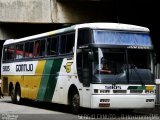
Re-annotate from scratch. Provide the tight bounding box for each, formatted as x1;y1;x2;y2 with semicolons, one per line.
91;94;155;109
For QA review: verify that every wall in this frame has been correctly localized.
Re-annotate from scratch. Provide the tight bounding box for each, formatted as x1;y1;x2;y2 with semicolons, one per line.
0;0;52;23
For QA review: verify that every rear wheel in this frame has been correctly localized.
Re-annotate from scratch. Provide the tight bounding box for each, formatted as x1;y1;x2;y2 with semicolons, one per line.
15;86;21;104
71;92;80;114
10;88;16;104
10;86;21;104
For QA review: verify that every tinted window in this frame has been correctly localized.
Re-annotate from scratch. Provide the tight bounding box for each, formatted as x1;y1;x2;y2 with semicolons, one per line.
47;37;58;56
39;40;46;57
24;42;34;58
60;33;75;54
3;45;15;61
34;40;46;57
15;44;24;59
78;29;90;47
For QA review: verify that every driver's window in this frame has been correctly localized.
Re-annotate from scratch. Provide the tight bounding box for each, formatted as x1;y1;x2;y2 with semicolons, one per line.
82;51;91;87
77;49;91;87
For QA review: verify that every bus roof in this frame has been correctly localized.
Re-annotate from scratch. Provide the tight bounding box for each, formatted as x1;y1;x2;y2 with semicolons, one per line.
4;23;149;45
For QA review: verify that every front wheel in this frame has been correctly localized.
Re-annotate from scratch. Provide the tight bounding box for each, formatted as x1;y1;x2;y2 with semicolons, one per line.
11;86;22;104
71;92;80;114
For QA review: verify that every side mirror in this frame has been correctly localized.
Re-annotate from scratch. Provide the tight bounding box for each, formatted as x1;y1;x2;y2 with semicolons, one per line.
155;79;160;84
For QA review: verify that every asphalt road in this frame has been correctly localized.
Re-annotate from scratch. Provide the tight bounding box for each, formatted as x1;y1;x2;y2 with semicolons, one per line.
0;96;159;120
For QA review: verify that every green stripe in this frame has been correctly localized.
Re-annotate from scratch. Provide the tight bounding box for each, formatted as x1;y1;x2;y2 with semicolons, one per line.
37;59;63;102
44;59;63;102
37;60;54;101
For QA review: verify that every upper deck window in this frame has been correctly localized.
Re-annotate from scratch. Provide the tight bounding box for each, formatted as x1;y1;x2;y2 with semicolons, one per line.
93;30;152;47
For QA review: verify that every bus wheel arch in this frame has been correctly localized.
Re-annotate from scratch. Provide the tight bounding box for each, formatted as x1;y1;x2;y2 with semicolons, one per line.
68;85;80;114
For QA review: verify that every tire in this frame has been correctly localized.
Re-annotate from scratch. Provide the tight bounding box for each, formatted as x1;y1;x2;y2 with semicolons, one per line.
15;86;21;104
10;88;16;104
11;86;21;104
71;92;80;114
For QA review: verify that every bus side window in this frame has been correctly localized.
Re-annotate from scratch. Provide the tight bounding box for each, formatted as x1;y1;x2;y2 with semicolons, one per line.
60;33;75;54
82;51;90;87
5;45;15;61
77;49;91;86
60;35;67;54
15;44;24;59
77;29;90;47
24;42;34;58
47;37;58;56
39;39;46;57
77;51;83;83
66;34;75;53
34;40;46;57
3;47;7;62
34;41;40;57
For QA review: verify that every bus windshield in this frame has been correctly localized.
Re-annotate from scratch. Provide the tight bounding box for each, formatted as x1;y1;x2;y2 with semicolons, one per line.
93;48;154;84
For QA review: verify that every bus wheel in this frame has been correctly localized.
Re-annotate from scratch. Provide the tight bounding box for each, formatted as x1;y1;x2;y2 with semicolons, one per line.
15;86;21;104
10;88;16;104
71;92;80;114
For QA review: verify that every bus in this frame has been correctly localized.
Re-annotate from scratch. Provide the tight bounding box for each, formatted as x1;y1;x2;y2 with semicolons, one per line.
1;23;156;114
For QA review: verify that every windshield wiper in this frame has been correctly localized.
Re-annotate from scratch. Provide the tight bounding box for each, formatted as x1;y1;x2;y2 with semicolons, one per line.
113;64;145;85
113;64;127;85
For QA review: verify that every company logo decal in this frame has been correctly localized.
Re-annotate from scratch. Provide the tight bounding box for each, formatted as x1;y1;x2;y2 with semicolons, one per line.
64;62;73;73
105;85;122;90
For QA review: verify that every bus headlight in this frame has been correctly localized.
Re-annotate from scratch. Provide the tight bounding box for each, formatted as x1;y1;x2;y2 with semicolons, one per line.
94;89;110;93
100;90;110;93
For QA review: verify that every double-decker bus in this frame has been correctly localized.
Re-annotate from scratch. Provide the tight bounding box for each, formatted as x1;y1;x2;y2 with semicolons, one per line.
1;23;156;114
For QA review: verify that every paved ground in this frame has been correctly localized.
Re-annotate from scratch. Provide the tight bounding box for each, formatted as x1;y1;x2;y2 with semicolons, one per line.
0;96;64;114
0;96;159;120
